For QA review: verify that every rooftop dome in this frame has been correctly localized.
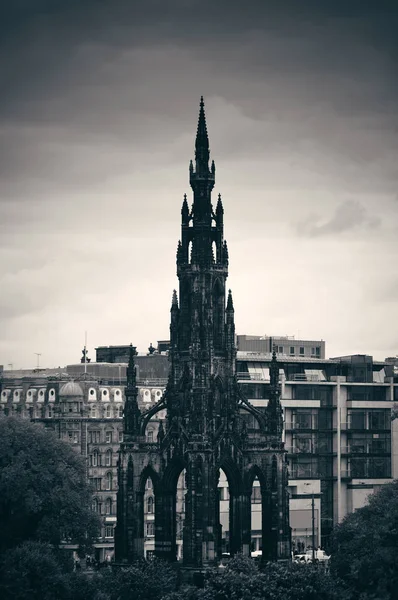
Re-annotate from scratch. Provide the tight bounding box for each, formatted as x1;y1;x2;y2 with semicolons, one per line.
59;381;84;398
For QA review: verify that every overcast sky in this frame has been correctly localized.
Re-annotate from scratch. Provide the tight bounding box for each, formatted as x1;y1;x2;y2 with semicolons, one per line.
0;0;397;369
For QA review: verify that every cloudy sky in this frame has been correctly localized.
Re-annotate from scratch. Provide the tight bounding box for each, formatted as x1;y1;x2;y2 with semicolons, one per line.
0;0;397;369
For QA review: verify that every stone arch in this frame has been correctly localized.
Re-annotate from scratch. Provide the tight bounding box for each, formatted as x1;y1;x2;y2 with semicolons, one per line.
243;463;268;495
162;457;187;494
218;456;243;497
138;464;161;495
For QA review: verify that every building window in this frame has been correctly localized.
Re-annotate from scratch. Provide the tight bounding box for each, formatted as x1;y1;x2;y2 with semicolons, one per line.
90;478;102;491
35;406;41;418
347;409;390;431
290;457;318;478
311;347;315;356
105;405;112;418
349;457;391;479
105;449;112;467
278;346;283;353
290;347;295;355
105;526;114;538
292;410;318;430
105;472;112;491
293;434;316;453
299;347;304;355
91;450;100;467
90;405;97;419
316;347;321;357
146;523;155;537
147;496;154;514
117;404;123;418
48;405;54;418
68;431;79;444
88;431;101;444
105;498;112;515
105;431;112;444
147;429;154;443
118;430;124;442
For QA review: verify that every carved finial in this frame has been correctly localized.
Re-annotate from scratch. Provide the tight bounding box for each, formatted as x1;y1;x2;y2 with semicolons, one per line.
223;240;229;264
181;194;189;223
216;193;223;215
195;96;210;173
171;289;178;309
226;289;234;311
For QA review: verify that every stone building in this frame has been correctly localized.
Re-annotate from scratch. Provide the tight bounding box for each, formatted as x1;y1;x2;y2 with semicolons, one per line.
0;359;169;562
114;98;291;568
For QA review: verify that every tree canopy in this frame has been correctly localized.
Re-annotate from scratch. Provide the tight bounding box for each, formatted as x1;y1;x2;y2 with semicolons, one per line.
331;479;398;600
0;416;100;553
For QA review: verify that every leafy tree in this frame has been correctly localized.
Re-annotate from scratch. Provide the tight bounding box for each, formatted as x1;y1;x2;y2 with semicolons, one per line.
0;541;70;600
163;556;344;600
331;479;398;600
0;416;100;553
98;558;177;600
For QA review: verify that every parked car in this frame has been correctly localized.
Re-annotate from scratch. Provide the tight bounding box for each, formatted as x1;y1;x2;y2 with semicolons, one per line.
293;549;331;564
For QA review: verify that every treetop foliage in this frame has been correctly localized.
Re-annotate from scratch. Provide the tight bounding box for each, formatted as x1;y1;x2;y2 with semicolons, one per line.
331;479;398;600
0;416;100;552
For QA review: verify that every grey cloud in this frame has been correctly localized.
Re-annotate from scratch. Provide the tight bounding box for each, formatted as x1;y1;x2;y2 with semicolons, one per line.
296;200;382;237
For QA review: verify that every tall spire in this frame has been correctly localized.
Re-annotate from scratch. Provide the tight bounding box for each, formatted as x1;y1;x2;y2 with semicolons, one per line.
270;347;279;388
126;343;137;389
194;96;210;175
268;346;283;435
124;343;140;437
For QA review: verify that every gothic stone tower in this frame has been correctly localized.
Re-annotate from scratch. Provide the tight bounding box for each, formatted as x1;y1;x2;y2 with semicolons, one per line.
115;98;291;567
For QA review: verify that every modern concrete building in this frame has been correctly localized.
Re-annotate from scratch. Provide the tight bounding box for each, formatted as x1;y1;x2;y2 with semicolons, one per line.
237;335;325;360
235;350;398;551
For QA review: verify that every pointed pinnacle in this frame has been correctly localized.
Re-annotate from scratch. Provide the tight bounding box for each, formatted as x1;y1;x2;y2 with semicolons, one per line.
182;194;189;215
216;193;224;213
226;289;234;311
171;289;178;308
195;96;209;151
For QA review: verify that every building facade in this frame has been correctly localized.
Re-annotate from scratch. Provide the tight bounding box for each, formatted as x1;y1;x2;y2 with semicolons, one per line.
1;349;397;557
237;335;325;359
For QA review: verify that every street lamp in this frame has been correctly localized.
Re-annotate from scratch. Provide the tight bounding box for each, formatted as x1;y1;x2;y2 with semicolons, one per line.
304;484;320;562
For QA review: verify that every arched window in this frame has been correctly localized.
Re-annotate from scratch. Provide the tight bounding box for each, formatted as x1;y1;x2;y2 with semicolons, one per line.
106;472;112;491
117;404;123;418
105;449;112;467
105;498;112;515
147;496;154;514
90;405;97;419
147;429;154;442
105;405;112;418
92;450;100;467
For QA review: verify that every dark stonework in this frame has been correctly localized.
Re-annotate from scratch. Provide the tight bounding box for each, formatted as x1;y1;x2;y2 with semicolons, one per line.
115;98;291;567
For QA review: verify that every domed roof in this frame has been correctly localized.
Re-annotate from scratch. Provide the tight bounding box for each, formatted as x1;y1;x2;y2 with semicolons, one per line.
59;381;84;398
